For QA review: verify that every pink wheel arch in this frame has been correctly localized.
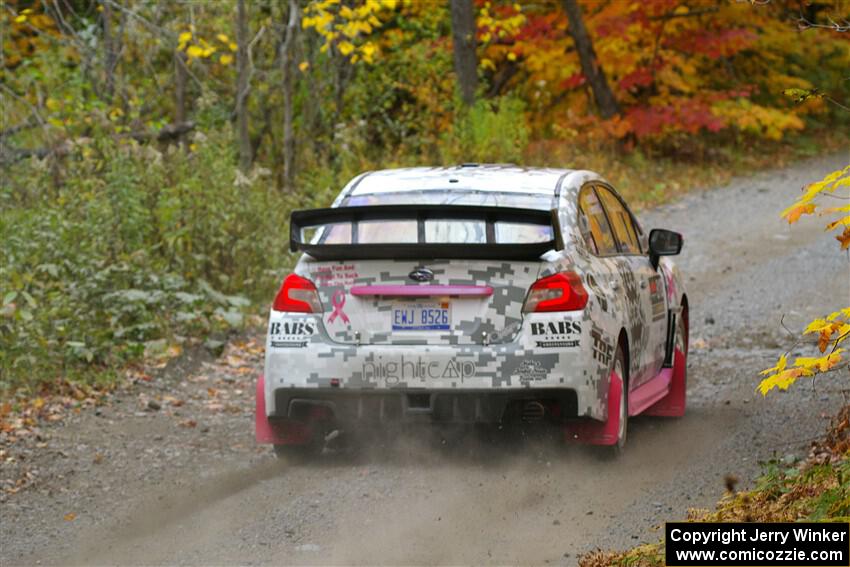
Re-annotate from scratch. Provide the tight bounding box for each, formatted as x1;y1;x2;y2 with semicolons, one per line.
564;370;623;445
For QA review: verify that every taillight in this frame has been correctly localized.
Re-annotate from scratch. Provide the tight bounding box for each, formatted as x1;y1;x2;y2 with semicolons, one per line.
523;272;588;312
272;274;322;313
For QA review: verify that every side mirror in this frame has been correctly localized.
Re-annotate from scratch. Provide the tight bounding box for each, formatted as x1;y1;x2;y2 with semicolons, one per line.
648;228;683;269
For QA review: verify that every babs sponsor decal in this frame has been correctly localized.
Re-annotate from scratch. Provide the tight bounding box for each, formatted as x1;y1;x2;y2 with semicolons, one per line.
269;319;316;348
531;320;582;348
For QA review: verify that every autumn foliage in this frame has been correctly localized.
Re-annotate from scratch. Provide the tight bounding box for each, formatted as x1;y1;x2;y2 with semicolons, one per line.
3;0;849;167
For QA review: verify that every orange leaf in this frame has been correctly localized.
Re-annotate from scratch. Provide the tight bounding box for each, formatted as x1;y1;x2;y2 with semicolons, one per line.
836;227;850;250
818;329;832;353
64;512;76;521
782;203;816;224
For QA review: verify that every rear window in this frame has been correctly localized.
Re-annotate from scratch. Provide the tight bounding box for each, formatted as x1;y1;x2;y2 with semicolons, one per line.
343;191;553;211
309;191;555;245
319;191;554;245
315;218;551;245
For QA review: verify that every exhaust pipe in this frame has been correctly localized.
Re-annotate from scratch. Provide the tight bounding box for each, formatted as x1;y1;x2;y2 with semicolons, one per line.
521;401;546;422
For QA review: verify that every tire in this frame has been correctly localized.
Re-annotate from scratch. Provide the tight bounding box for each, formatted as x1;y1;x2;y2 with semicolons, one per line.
676;310;688;356
611;344;629;454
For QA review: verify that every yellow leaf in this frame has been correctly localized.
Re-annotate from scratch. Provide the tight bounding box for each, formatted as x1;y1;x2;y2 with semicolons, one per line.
219;54;233;65
33;397;45;410
64;512;76;521
338;41;355;56
216;33;230;43
14;15;27;23
794;350;843;372
758;367;810;395
229;42;238;52
186;45;204;59
178;31;193;46
507;52;517;61
760;353;787;375
361;42;376;59
804;319;832;334
298;61;310;72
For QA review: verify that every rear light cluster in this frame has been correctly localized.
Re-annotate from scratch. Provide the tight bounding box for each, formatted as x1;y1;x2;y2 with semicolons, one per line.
523;272;588;313
273;274;323;313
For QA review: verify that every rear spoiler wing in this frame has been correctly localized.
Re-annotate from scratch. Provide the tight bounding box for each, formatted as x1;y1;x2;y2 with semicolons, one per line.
290;204;564;261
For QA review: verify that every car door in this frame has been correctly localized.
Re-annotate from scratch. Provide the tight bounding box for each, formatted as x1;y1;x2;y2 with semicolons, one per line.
576;186;625;374
595;185;667;385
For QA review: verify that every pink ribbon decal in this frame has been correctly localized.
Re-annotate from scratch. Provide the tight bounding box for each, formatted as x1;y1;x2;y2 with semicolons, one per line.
328;290;349;324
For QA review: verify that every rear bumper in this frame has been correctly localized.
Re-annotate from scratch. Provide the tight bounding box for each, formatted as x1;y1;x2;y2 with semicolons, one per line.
272;387;579;424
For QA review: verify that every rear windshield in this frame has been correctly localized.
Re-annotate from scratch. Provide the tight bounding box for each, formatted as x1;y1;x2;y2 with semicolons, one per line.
316;191;554;245
343;190;553;210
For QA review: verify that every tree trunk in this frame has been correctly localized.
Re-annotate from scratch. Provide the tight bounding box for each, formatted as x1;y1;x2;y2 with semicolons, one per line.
101;0;117;101
235;0;252;172
561;0;620;119
174;50;188;148
280;0;299;192
450;0;477;106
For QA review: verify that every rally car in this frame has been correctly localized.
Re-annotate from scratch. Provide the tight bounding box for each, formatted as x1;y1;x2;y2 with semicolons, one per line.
256;164;688;454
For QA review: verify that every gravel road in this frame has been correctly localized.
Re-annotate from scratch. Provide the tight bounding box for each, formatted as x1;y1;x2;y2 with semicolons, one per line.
2;152;848;566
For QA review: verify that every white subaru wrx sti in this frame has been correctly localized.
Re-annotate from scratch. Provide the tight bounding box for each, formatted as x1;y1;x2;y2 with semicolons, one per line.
256;165;688;454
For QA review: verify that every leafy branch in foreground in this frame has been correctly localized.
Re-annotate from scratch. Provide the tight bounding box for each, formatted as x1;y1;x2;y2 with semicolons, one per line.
781;164;850;247
759;166;850;395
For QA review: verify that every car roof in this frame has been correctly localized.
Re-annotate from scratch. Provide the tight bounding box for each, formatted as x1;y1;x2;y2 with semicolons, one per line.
347;164;575;197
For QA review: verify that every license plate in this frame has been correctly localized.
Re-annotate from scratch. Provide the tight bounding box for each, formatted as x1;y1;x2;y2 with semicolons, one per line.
392;301;451;331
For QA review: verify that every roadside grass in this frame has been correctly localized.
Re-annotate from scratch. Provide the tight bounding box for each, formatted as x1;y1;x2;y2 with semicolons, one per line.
579;405;850;567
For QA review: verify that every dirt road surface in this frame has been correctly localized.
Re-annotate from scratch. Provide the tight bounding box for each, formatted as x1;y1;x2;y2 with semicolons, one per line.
2;153;848;566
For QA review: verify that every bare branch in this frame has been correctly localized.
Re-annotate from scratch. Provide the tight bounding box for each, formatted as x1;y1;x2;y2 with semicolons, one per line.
797;15;850;33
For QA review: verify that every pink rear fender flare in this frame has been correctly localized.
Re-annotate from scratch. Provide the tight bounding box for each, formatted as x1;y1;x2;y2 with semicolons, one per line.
563;370;623;446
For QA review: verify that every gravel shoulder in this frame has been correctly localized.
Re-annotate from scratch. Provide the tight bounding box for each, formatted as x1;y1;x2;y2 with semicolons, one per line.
1;151;848;566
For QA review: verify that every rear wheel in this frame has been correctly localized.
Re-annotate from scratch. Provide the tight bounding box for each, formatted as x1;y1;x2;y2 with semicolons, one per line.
611;345;628;454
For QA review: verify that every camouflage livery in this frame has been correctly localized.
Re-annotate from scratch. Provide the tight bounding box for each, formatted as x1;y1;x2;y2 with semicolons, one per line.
261;165;688;436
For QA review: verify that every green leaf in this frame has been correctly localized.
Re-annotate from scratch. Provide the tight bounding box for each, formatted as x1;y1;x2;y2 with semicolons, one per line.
21;291;37;308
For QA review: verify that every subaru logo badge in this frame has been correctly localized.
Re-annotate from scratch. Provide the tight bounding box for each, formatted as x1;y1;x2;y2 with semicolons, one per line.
409;268;434;282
